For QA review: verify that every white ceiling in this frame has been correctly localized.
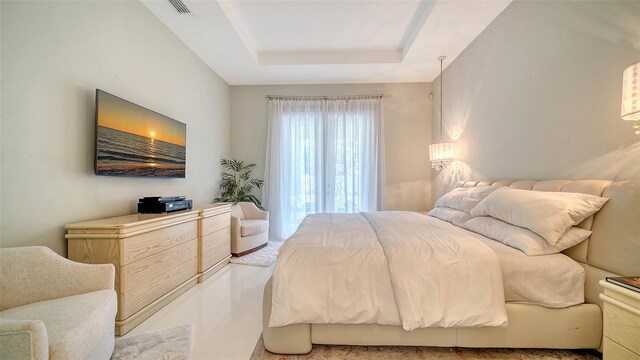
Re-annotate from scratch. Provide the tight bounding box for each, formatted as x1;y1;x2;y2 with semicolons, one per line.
141;0;512;85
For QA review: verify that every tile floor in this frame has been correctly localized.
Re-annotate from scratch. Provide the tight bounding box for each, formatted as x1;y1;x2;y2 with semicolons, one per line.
123;263;603;360
125;263;273;360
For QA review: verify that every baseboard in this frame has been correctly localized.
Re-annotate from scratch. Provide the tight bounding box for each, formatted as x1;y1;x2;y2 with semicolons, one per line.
232;242;268;257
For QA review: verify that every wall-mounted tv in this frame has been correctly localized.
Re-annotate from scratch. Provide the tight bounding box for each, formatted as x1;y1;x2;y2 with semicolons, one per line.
95;90;186;178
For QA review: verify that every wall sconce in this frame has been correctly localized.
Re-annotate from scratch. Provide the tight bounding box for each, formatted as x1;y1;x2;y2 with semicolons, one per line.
621;61;640;135
429;142;455;171
430;56;456;170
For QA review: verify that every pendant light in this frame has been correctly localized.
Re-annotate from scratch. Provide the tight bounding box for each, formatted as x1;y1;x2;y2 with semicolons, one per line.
429;56;455;170
621;61;640;135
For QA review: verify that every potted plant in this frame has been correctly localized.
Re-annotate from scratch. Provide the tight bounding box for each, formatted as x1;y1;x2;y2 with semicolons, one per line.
214;159;264;209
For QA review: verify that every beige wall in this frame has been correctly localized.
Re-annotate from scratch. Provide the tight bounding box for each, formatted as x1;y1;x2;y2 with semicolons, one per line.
431;0;640;204
231;83;433;211
0;1;230;255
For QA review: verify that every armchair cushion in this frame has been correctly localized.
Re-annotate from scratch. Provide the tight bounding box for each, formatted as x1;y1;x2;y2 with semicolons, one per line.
0;319;48;360
241;220;269;237
0;289;117;360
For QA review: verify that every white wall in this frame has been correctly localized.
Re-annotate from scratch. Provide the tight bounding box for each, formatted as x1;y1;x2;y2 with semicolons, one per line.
230;83;433;211
1;1;230;255
431;0;640;203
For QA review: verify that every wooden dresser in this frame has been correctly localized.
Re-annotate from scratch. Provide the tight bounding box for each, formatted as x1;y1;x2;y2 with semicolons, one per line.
599;280;640;360
66;203;231;335
196;204;232;282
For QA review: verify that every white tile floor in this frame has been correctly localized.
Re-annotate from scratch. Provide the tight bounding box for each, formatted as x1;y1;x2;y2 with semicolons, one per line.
124;264;273;360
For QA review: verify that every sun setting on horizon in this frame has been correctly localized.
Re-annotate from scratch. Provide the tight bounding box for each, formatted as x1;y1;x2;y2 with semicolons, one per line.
97;91;186;147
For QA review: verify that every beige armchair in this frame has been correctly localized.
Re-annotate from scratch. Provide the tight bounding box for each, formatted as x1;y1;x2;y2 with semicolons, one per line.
231;202;269;256
0;246;117;360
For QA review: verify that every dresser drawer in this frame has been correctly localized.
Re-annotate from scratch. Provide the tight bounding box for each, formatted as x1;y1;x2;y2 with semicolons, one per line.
202;212;230;236
604;337;640;360
603;301;640;355
122;220;197;265
120;239;198;318
201;227;231;271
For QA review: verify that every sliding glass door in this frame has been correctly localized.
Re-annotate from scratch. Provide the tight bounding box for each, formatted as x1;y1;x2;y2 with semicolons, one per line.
264;96;385;241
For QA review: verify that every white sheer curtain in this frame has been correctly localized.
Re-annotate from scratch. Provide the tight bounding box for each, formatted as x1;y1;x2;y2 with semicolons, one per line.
263;96;385;241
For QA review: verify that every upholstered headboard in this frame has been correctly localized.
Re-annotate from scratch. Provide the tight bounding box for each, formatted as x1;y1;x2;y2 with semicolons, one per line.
455;180;640;308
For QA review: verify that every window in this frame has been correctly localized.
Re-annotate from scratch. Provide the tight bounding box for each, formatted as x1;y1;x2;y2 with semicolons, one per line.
264;96;385;241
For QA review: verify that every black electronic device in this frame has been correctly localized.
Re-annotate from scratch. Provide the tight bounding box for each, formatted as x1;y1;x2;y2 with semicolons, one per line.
139;196;186;203
137;196;192;213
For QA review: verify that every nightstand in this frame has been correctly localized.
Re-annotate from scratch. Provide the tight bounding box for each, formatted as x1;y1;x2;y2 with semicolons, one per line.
599;279;640;359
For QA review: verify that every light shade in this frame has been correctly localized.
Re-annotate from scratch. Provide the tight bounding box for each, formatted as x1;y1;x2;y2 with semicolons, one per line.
622;61;640;121
622;61;640;135
429;142;455;170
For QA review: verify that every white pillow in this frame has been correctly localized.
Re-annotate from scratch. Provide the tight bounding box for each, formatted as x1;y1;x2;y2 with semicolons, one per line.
470;187;608;245
463;216;592;256
434;186;500;214
427;207;472;227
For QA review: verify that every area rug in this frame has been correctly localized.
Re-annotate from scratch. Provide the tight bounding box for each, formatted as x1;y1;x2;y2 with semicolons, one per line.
250;335;601;360
111;324;193;360
230;241;283;267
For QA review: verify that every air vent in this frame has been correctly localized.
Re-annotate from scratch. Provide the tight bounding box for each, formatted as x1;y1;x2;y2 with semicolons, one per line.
168;0;190;14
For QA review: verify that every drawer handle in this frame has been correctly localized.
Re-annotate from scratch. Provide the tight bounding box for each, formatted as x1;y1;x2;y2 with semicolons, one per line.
599;293;640;316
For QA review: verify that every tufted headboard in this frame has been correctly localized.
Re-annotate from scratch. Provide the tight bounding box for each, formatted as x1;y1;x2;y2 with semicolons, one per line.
455;180;640;309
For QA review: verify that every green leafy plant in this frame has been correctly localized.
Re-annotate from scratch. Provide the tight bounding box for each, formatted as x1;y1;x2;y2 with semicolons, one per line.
214;159;264;208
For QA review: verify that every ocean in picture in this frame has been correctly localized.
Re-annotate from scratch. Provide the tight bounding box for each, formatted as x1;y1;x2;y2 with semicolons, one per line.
96;126;186;177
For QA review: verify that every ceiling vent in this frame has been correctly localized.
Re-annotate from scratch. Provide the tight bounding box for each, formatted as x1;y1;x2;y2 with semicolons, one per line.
168;0;190;14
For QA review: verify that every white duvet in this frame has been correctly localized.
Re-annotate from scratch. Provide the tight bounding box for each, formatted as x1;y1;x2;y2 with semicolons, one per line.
269;211;508;330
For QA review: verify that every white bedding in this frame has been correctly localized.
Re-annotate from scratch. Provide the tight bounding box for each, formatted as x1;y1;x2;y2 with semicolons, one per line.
473;232;585;307
270;211;508;330
269;212;585;330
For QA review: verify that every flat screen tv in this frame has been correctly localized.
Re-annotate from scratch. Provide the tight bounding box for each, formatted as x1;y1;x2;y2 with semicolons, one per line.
95;90;186;178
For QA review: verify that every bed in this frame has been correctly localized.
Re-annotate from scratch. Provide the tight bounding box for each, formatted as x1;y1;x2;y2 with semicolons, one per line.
262;180;640;354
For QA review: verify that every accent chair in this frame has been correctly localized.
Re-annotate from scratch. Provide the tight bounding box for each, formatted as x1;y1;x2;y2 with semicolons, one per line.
230;202;269;256
0;246;117;360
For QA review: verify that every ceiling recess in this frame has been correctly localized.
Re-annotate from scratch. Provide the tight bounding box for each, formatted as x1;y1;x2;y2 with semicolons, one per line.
141;0;513;84
168;0;190;14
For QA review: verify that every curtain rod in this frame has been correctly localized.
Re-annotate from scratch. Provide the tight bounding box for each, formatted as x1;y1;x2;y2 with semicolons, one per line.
265;94;383;100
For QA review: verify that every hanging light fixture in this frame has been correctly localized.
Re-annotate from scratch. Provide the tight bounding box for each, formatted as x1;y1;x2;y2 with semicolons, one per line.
621;61;640;135
430;56;455;171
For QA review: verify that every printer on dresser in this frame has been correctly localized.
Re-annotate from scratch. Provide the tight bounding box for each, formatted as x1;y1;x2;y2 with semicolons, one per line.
66;203;231;335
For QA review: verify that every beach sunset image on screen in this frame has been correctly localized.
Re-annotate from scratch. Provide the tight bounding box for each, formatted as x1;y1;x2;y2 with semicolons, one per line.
95;90;186;177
